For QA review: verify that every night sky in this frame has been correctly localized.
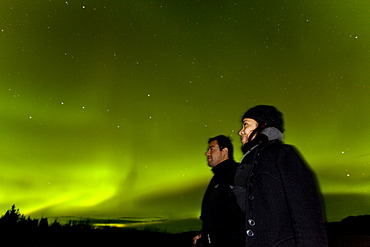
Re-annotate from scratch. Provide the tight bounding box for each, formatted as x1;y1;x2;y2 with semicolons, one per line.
0;0;369;228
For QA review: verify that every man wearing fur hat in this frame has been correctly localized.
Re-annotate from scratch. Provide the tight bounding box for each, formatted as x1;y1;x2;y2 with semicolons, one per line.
233;105;328;247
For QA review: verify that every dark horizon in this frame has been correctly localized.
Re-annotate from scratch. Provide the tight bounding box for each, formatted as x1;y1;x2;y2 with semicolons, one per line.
3;204;370;234
1;206;370;247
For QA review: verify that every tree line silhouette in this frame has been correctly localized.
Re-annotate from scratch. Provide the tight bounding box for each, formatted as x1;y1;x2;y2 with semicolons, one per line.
1;204;370;247
0;204;102;247
0;204;90;232
0;204;196;247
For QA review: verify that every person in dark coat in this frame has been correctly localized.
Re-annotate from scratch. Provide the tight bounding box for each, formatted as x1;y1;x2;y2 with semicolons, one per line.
233;105;328;247
193;135;244;247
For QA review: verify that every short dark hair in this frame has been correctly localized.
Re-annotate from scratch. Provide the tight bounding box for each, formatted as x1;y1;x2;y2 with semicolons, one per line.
208;135;234;160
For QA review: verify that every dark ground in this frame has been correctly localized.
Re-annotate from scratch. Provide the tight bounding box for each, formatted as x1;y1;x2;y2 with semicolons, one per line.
1;228;370;247
0;228;197;247
2;215;370;247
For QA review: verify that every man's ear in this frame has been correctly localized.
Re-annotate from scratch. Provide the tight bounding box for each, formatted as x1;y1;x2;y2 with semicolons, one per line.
222;147;229;158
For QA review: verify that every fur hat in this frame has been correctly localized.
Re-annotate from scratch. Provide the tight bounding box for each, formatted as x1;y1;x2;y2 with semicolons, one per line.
242;105;284;133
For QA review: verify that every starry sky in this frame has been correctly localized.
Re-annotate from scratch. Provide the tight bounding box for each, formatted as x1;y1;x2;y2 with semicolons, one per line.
0;0;369;228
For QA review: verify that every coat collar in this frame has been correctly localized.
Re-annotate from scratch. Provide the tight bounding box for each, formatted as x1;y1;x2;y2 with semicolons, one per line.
240;127;283;162
212;159;237;174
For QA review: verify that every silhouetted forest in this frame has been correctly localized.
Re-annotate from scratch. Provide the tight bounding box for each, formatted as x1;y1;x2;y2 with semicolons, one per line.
0;205;369;247
327;215;370;247
0;205;196;247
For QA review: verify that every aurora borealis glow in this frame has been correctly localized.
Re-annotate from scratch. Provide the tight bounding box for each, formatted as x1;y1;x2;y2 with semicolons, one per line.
0;0;369;229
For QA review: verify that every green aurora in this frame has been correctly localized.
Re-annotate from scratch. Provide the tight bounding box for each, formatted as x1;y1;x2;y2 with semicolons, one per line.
0;0;369;228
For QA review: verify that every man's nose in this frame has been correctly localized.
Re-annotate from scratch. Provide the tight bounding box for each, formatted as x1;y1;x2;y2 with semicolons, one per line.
238;128;244;136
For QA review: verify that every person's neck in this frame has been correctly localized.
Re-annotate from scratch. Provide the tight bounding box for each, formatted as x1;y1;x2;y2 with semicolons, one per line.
242;127;283;154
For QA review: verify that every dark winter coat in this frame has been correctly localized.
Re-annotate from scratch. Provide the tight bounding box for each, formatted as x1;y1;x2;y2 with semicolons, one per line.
199;159;245;247
233;138;328;247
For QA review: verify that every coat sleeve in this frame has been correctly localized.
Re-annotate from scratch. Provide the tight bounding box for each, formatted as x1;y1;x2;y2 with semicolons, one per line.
277;145;328;247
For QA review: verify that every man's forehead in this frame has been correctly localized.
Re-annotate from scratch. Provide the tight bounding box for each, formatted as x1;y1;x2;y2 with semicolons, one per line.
208;140;219;147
